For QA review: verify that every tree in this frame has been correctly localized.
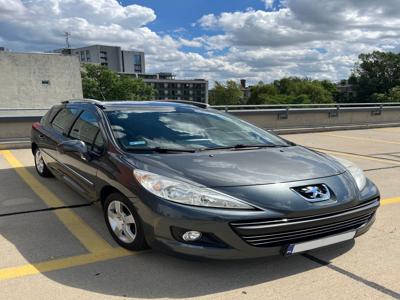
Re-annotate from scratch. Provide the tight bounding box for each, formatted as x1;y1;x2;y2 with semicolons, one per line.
81;64;154;101
352;51;400;102
247;77;334;105
247;83;278;105
387;86;400;102
208;80;243;105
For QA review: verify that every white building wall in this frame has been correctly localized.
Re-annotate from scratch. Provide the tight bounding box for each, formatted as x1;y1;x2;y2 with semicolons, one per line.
0;52;83;108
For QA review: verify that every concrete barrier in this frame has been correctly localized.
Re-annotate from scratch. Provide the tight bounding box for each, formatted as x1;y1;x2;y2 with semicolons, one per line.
1;103;400;148
212;103;400;133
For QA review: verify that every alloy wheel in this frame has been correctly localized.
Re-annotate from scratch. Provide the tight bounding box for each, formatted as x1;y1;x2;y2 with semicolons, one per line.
107;200;137;243
35;149;45;174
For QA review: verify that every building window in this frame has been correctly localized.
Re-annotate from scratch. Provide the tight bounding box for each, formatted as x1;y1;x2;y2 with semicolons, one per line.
101;62;108;67
133;54;141;65
100;51;108;63
134;56;142;72
80;51;85;61
86;50;91;62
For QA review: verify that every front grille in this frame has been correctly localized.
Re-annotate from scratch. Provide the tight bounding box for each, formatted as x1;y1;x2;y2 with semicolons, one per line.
230;199;379;247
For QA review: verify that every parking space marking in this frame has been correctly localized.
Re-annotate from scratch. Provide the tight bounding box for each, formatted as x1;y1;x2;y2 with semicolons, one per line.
0;150;112;253
0;248;137;281
321;133;400;145
381;196;400;206
312;148;400;165
0;149;398;283
303;253;400;299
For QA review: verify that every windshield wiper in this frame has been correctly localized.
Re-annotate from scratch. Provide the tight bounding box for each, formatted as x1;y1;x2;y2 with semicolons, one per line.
124;146;197;153
200;144;289;151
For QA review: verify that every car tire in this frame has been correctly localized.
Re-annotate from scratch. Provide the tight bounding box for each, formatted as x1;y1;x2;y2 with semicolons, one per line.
34;148;53;178
104;192;148;251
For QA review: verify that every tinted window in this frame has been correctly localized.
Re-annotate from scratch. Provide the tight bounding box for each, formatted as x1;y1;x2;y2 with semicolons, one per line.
51;108;80;134
93;132;105;153
106;107;289;151
70;111;104;152
40;110;51;125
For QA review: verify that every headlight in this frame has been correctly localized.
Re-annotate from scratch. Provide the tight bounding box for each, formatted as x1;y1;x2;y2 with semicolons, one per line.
134;169;255;210
333;157;367;191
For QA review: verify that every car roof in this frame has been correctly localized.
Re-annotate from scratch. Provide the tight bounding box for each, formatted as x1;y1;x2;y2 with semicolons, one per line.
62;99;209;110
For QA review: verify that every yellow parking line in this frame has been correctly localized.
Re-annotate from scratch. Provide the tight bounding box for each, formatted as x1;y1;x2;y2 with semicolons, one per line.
321;133;400;145
0;248;137;281
381;197;400;206
371;128;400;134
0;150;112;253
312;148;400;166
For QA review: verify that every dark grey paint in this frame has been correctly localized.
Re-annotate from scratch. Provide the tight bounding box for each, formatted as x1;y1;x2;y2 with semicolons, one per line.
31;101;380;259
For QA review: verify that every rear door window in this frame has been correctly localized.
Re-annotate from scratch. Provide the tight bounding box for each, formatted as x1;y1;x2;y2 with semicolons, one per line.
51;108;80;134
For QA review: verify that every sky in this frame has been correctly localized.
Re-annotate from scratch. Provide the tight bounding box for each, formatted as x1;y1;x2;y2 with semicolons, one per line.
1;0;400;84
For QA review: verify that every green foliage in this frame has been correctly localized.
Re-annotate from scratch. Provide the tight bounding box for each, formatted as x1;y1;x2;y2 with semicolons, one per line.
81;64;154;101
247;77;334;105
352;51;400;102
388;86;400;101
208;80;244;105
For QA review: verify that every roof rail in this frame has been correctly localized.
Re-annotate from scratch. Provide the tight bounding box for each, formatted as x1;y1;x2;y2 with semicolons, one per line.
61;98;106;109
162;99;209;109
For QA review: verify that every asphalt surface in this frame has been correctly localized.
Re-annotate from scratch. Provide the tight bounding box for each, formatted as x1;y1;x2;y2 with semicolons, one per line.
0;127;399;300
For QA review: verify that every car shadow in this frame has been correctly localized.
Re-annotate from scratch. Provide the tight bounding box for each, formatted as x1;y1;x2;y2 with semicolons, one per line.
0;165;355;299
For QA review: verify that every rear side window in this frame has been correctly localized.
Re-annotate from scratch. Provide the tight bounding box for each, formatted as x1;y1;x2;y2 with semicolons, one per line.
40;110;51;125
51;108;80;134
70;111;104;153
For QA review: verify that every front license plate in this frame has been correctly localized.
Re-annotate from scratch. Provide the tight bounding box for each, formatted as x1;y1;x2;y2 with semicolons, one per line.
285;230;356;255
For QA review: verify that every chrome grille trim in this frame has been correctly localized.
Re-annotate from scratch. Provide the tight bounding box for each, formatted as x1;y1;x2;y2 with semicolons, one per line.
246;215;372;246
230;198;379;248
242;213;371;240
231;198;379;229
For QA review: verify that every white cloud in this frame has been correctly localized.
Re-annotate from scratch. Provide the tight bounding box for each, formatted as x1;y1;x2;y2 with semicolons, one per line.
194;0;400;82
262;0;274;9
1;0;400;85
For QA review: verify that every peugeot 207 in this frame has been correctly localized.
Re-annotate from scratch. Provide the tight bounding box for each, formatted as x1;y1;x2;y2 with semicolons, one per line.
31;100;380;259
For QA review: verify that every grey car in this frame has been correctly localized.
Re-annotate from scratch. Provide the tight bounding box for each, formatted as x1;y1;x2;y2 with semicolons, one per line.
31;100;380;259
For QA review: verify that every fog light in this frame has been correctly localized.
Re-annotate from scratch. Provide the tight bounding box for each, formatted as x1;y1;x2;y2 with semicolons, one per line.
182;230;202;242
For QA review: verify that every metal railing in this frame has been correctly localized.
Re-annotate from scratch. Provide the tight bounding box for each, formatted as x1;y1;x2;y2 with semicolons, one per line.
1;102;400;117
210;102;400;112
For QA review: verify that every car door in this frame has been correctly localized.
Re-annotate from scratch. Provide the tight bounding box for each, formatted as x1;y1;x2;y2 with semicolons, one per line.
41;106;82;175
57;108;105;200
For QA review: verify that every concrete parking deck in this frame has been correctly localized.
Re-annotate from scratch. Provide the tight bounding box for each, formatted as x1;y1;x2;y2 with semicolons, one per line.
0;127;399;300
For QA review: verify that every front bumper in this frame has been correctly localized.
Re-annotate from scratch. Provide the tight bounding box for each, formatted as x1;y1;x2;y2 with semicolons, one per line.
150;199;378;260
132;193;379;260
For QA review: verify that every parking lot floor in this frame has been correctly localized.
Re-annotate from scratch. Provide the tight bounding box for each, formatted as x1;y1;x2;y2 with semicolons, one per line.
0;127;399;299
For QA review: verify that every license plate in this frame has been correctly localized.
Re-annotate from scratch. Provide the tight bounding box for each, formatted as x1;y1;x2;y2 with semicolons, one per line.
285;230;356;255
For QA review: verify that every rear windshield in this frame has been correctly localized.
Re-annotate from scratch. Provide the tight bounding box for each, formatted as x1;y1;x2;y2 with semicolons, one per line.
106;106;289;151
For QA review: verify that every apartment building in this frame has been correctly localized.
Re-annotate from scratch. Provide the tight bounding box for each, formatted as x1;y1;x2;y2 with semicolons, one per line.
125;73;208;103
69;45;145;74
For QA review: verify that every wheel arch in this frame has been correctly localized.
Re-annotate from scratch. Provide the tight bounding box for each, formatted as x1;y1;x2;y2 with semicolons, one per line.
99;185;124;207
31;142;38;155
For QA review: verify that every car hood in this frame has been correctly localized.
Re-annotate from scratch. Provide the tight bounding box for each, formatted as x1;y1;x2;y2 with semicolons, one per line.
128;146;345;188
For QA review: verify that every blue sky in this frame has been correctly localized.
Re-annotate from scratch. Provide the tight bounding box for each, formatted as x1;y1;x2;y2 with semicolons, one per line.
125;0;265;36
1;0;399;83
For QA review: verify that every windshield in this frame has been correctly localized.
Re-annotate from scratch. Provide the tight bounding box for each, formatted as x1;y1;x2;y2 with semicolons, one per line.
106;106;290;151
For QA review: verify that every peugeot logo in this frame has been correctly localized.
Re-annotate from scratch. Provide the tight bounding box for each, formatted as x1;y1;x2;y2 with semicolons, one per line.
292;184;331;202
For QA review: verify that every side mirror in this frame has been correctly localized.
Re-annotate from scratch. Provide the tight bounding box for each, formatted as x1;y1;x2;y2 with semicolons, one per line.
57;140;91;161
